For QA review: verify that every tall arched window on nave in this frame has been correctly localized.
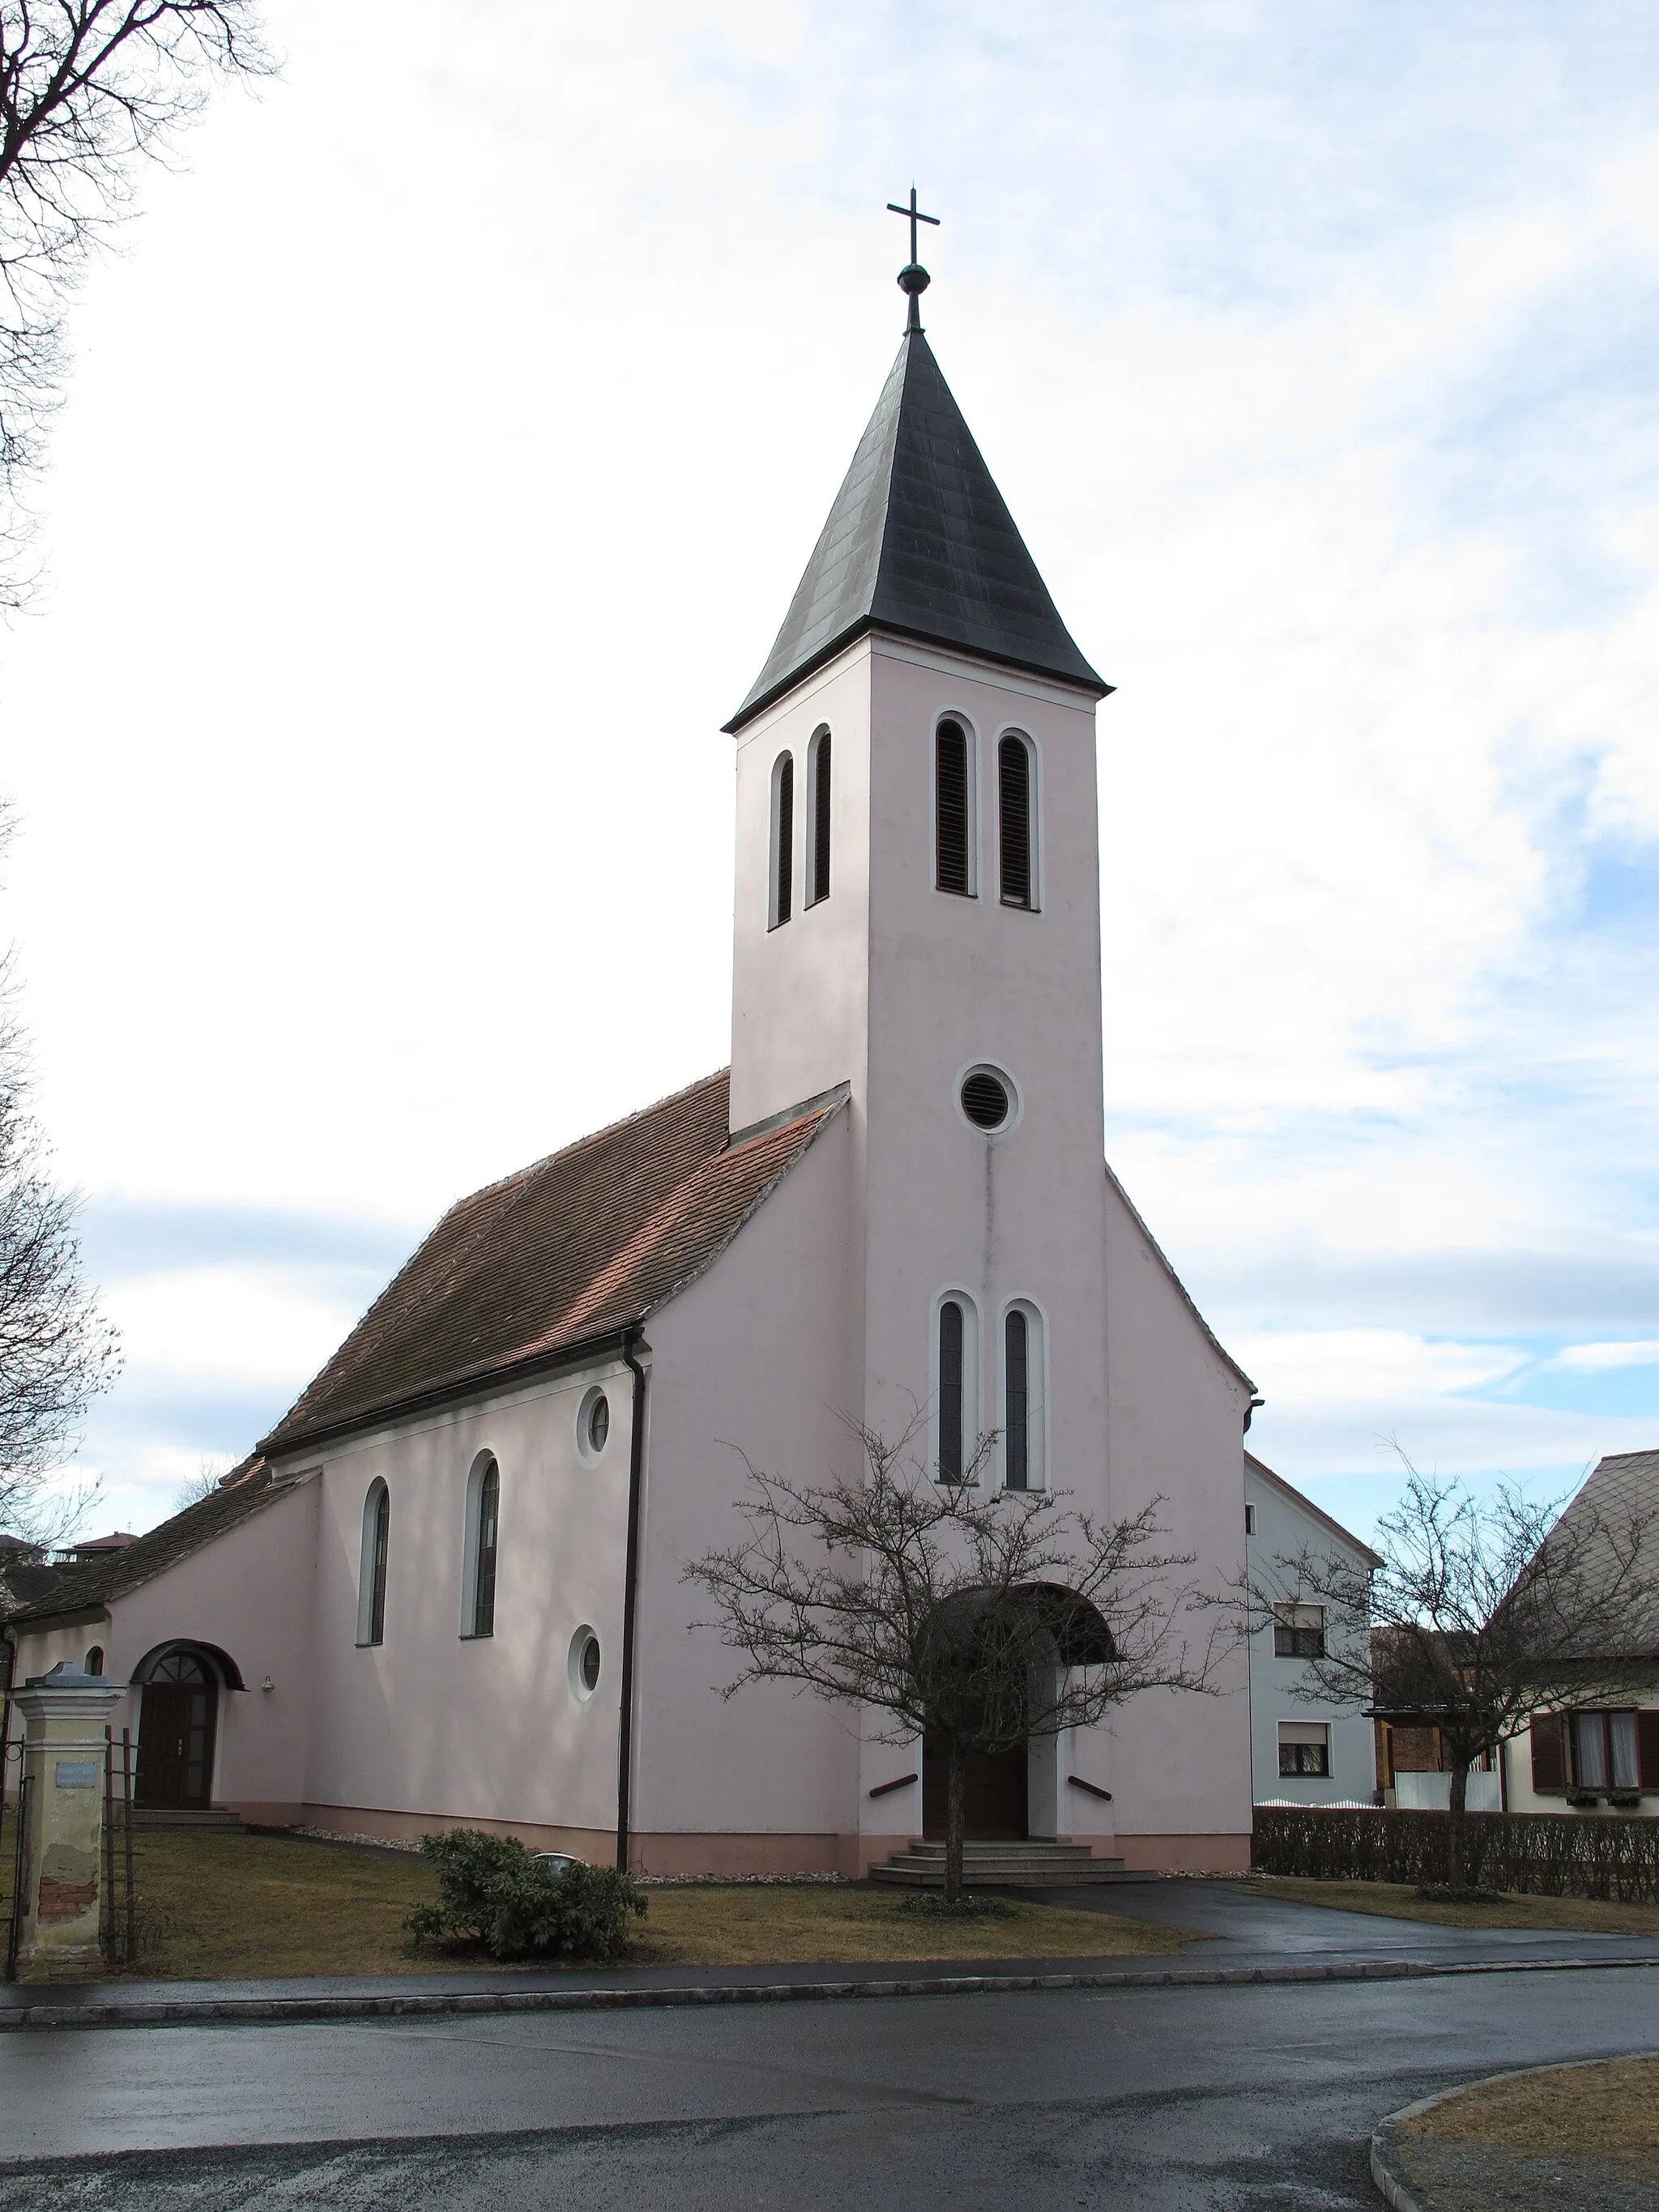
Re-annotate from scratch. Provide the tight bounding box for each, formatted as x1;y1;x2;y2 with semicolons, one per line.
357;1479;390;1647
469;1456;500;1639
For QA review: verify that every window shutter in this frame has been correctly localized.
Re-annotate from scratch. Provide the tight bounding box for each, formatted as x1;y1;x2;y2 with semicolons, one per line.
998;735;1032;907
936;722;970;894
1639;1711;1659;1790
1529;1712;1565;1792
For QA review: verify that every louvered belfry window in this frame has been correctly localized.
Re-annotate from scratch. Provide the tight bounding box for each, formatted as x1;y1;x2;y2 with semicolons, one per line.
936;719;970;895
770;752;794;927
998;734;1034;908
472;1459;500;1639
938;1298;966;1481
1004;1308;1030;1490
808;728;831;905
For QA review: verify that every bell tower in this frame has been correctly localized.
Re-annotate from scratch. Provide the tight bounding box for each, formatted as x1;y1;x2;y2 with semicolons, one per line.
724;225;1114;1494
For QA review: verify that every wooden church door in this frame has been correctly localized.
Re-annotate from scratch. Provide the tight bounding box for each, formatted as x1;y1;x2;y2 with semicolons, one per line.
135;1651;218;1808
922;1733;1029;1841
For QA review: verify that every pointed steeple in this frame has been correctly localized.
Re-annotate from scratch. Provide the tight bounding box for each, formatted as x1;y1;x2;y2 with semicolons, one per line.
724;330;1109;733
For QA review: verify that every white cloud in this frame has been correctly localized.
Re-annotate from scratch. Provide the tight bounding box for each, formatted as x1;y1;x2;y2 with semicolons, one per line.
1550;1339;1659;1374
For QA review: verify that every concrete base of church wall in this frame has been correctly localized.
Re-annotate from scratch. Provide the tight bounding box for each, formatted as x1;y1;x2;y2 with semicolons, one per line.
1113;1832;1252;1873
298;1805;616;1858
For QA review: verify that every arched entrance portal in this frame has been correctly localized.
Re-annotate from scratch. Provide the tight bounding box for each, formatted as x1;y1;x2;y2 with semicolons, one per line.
921;1733;1027;1839
135;1650;219;1808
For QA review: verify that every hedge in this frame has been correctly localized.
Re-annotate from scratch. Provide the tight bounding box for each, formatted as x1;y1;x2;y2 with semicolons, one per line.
1252;1805;1659;1902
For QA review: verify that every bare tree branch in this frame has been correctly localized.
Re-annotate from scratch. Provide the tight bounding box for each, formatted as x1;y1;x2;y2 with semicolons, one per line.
0;799;118;1536
0;1;276;602
684;1417;1224;1899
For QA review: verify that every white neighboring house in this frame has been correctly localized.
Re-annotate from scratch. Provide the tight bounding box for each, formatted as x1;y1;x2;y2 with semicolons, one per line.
1245;1455;1380;1806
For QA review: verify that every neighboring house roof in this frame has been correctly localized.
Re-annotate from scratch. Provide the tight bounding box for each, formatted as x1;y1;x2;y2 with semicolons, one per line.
1535;1447;1659;1660
4;1455;289;1631
59;1531;139;1559
261;1072;847;1459
724;329;1108;732
1103;1161;1256;1395
1247;1454;1384;1569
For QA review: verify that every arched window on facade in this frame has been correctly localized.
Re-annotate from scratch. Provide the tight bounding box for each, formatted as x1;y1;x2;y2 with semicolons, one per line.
465;1455;500;1639
807;726;832;906
935;1293;980;1483
769;751;795;928
1002;1303;1046;1492
935;718;974;896
84;1645;105;1677
357;1479;390;1647
997;732;1036;910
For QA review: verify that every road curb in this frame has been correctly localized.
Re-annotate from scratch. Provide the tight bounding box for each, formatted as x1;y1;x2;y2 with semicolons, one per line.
3;1950;1657;2031
1368;2052;1659;2212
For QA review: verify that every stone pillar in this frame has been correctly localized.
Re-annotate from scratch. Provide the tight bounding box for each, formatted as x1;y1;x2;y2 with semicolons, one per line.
11;1662;122;1983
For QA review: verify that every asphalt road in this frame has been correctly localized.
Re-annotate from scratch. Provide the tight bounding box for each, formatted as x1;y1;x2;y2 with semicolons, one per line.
2;1964;1656;2210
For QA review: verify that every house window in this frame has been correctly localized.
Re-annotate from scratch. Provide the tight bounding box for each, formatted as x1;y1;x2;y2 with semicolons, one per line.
1001;1303;1045;1492
769;751;794;928
464;1455;500;1640
578;1386;611;1462
357;1480;390;1647
1278;1722;1331;1777
1245;1503;1256;1537
997;731;1036;908
807;726;831;906
1273;1603;1325;1658
935;718;975;896
84;1646;105;1677
1571;1709;1643;1792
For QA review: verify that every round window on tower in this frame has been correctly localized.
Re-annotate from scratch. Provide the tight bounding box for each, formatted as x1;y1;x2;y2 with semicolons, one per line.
958;1065;1017;1134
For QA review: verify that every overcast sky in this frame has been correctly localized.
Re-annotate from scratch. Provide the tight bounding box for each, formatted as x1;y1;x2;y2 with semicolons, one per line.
3;0;1657;1544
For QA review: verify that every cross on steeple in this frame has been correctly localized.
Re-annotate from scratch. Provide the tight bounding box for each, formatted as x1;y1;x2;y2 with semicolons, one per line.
886;186;940;330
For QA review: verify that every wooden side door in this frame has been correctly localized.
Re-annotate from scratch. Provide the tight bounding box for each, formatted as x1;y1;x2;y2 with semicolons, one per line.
135;1656;217;1807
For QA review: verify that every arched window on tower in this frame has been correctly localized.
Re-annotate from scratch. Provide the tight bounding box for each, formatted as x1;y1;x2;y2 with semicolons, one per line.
935;718;975;896
933;1292;980;1483
807;727;832;906
769;751;794;929
357;1480;390;1647
997;732;1037;910
1001;1303;1046;1491
463;1454;500;1639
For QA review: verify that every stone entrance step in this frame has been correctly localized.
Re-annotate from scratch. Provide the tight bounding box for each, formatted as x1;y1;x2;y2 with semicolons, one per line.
130;1805;246;1833
870;1838;1151;1888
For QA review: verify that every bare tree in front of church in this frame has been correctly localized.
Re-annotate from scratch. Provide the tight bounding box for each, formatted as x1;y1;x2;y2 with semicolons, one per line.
0;805;119;1540
0;0;275;599
685;1423;1223;1901
1247;1458;1659;1895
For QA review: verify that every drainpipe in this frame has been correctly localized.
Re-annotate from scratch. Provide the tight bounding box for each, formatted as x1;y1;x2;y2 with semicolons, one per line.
616;1328;650;1873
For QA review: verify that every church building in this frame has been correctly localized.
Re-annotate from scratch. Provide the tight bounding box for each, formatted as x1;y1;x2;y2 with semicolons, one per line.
3;248;1260;1875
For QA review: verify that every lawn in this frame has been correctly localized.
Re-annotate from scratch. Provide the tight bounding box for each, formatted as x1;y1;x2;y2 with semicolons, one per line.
8;1827;1197;1981
1403;2054;1659;2172
1252;1874;1659;1939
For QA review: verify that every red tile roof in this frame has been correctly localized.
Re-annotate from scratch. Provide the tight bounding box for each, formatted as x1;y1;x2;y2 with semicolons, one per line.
261;1072;842;1456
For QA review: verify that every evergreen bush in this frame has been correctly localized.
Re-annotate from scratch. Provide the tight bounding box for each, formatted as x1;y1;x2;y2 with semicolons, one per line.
407;1831;646;1959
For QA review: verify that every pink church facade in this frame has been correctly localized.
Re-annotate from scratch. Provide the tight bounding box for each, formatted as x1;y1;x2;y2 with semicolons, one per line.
5;283;1257;1876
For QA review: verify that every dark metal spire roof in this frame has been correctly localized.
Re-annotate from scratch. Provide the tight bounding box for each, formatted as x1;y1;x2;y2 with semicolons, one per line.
724;329;1109;732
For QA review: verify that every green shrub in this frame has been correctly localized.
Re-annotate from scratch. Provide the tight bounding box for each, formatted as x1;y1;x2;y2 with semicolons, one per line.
407;1831;646;1961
